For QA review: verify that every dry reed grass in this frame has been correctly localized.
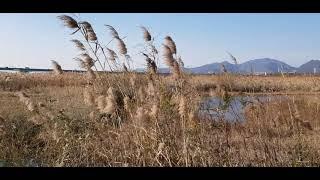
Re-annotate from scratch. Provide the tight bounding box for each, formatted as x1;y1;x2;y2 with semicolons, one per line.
0;15;319;167
1;73;320;166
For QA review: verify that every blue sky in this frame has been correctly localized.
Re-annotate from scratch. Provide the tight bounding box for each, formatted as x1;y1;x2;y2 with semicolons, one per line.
1;13;320;69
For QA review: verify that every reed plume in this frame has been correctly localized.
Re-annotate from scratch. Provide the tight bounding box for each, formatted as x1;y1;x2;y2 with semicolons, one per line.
150;60;157;75
123;63;128;72
51;60;63;75
164;36;177;54
76;54;96;80
79;21;92;30
75;58;86;69
116;37;127;55
105;25;120;38
162;36;180;77
86;30;97;41
163;45;174;67
79;21;97;41
221;64;227;73
177;56;184;68
57;15;79;29
125;54;132;62
77;53;94;69
106;48;118;62
82;54;95;68
140;26;151;42
151;44;158;54
71;39;86;51
144;53;157;75
227;52;238;65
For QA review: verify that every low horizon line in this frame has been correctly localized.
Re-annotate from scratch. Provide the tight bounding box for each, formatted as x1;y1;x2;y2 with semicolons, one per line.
1;57;320;70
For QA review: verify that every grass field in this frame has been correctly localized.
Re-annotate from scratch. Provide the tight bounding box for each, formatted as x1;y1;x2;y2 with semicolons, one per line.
1;72;320;167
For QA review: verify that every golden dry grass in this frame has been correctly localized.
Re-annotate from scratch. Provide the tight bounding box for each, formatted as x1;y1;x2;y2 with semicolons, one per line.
0;72;320;167
191;74;320;93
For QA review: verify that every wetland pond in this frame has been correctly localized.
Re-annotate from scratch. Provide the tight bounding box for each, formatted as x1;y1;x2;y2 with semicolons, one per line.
199;95;290;122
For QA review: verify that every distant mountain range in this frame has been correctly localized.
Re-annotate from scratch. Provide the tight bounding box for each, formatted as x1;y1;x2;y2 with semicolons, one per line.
137;58;320;74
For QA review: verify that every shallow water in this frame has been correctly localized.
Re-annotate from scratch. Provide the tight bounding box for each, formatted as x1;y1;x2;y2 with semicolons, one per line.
199;95;288;122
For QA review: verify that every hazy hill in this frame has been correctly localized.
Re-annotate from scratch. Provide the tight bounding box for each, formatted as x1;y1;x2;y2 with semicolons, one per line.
238;58;296;73
297;60;320;73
